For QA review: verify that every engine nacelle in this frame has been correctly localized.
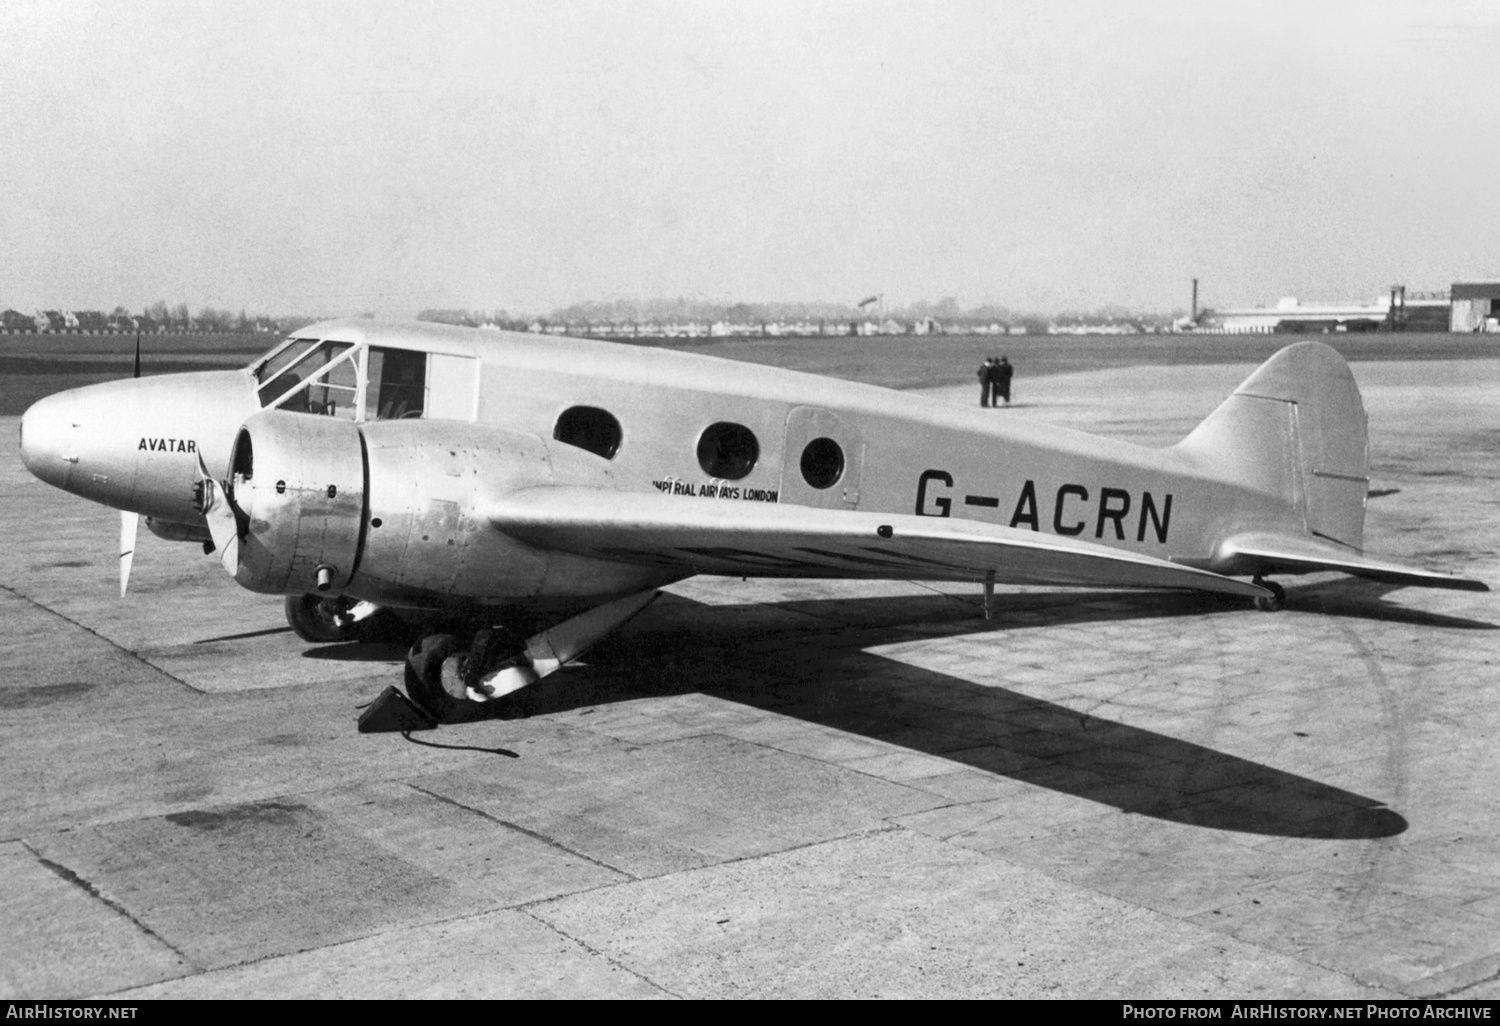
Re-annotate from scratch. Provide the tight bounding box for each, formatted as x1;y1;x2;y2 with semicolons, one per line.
349;417;563;604
220;410;659;606
226;410;366;596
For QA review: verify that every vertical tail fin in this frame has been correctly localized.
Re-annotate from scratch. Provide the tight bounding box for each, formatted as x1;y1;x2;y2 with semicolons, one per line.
1174;341;1369;551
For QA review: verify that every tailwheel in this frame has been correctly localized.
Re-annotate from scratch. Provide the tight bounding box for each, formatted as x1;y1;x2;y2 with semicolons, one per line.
403;633;495;724
1253;577;1287;613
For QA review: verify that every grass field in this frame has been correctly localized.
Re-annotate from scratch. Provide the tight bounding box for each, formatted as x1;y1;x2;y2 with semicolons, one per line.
647;330;1494;391
0;331;271;414
2;328;1494;416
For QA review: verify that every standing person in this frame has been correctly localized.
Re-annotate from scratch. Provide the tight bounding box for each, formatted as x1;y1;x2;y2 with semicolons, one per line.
995;356;1014;405
977;357;995;407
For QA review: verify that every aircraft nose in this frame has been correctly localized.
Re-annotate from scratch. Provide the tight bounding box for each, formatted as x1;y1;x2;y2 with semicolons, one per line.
19;390;80;491
22;369;260;520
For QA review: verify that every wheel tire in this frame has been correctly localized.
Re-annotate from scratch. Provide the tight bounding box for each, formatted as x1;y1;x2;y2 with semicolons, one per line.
285;593;349;643
404;634;492;723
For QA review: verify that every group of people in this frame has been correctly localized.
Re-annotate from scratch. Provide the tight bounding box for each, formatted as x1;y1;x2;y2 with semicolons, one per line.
977;356;1013;407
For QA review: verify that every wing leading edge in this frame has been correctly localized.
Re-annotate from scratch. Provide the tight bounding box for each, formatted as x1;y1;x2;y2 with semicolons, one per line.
489;486;1269;600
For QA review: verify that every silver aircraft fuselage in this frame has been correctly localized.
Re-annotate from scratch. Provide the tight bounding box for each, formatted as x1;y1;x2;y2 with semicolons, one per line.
21;321;1262;566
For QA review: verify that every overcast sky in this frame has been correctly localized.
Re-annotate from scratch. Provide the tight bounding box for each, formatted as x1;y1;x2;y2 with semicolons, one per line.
2;0;1497;317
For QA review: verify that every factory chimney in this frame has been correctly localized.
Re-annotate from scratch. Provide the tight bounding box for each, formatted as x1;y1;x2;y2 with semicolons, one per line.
1191;278;1199;322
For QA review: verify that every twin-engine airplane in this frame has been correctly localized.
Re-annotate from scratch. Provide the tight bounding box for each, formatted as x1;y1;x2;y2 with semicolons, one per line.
19;321;1486;721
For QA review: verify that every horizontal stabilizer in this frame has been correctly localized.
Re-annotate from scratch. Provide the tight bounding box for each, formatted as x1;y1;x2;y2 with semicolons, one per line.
1218;532;1489;592
490;486;1269;600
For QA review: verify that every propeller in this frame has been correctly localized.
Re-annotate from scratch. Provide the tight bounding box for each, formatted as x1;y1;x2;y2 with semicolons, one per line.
119;510;138;599
194;452;241;577
120;331;143;597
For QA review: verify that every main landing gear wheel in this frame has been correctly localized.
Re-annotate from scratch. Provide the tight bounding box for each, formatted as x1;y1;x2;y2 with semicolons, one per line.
285;593;399;643
400;594;657;725
404;634;496;724
1253;577;1287;613
285;593;352;643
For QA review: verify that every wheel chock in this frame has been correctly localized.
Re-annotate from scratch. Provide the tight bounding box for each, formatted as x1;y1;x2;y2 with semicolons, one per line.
358;685;439;733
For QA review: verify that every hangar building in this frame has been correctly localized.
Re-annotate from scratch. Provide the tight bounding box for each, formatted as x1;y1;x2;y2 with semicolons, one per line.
1201;282;1499;334
1450;281;1500;333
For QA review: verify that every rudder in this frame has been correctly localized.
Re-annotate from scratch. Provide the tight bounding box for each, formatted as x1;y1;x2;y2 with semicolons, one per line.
1174;342;1369;551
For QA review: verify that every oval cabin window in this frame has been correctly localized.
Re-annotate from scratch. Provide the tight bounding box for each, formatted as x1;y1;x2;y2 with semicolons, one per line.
554;406;622;459
799;437;845;490
697;422;759;480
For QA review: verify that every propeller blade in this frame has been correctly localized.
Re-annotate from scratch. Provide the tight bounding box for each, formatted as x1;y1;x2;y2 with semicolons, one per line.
119;329;144;593
194;453;240;576
119;511;139;598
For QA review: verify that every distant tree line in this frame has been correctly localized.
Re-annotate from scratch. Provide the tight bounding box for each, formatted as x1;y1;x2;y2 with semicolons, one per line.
0;301;294;334
543;297;1175;332
3;297;1185;337
417;297;1179;335
415;308;530;330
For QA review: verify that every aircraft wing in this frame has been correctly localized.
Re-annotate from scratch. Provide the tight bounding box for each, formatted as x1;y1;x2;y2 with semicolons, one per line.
489;486;1269;599
1217;531;1489;592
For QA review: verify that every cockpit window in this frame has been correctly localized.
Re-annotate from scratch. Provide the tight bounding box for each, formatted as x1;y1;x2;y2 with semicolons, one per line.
256;339;358;420
254;337;317;386
249;336;460;424
365;347;427;420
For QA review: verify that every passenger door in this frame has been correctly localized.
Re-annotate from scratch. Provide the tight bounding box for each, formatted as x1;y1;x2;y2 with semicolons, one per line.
779;406;864;509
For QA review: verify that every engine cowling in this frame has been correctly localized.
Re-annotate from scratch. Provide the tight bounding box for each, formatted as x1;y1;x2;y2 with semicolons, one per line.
224;410;366;596
350;417;562;603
